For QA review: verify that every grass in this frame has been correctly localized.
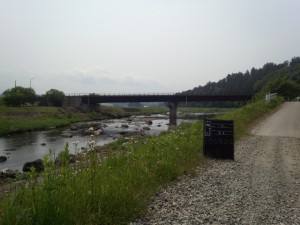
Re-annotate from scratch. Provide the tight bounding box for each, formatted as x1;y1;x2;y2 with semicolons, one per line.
101;105;232;114
216;97;283;139
0;107;87;135
0;122;203;225
99;105;169;117
0;98;283;225
0;106;61;113
0;115;87;136
0;105;234;136
0;116;83;135
178;107;234;113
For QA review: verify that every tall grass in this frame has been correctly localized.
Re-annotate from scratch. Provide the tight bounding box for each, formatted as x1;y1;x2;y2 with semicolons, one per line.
0;122;203;225
0;98;283;225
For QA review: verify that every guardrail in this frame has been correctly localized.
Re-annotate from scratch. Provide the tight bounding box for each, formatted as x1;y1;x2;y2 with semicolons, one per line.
66;93;178;96
66;93;253;97
265;93;277;101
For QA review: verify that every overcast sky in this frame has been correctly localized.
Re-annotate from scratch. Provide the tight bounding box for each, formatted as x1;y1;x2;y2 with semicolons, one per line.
1;0;300;94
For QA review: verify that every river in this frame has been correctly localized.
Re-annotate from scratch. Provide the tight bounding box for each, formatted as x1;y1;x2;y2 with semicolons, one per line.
0;114;191;171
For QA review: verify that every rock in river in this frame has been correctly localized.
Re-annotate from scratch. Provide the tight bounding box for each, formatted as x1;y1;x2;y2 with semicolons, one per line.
147;120;153;125
61;132;73;138
70;125;78;131
143;126;151;130
23;159;44;173
0;156;8;162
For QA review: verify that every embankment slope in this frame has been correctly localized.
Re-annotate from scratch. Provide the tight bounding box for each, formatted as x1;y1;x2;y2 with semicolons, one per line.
133;102;300;224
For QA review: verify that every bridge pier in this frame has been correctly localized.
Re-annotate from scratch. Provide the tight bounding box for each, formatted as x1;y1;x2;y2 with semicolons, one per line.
167;102;178;126
63;96;99;112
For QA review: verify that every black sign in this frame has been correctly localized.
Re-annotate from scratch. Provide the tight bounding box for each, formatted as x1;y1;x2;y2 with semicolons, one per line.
203;119;234;159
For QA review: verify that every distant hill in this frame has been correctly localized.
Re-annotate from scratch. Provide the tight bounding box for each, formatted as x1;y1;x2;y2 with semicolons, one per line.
181;56;300;106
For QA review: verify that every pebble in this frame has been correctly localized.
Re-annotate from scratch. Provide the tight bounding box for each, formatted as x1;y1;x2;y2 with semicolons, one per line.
132;136;300;224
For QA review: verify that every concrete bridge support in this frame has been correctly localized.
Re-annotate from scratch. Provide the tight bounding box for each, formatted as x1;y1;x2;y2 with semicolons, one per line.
167;102;178;126
63;96;82;108
64;96;99;112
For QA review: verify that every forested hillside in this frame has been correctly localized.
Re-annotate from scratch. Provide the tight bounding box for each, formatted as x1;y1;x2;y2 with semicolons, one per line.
182;57;300;104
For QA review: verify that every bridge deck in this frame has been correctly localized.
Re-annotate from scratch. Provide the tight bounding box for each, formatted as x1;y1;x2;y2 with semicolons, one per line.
75;94;253;104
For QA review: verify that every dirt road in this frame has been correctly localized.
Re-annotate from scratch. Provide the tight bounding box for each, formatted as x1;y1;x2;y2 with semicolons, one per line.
252;102;300;138
133;102;300;224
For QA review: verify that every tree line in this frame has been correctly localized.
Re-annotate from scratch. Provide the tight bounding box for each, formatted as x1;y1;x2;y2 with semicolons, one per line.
181;56;300;106
1;88;65;107
2;56;299;107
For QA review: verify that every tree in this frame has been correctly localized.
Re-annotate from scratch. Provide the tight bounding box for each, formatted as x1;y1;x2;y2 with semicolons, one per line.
45;89;65;106
2;86;37;106
267;78;300;100
289;57;300;67
0;96;4;106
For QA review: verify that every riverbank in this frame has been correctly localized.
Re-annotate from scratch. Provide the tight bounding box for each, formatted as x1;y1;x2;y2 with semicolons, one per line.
0;107;87;136
0;106;231;136
0;98;283;225
0;106;166;136
133;135;300;225
133;102;300;225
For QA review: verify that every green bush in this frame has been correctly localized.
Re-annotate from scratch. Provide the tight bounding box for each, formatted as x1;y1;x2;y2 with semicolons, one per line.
44;89;65;107
2;86;37;106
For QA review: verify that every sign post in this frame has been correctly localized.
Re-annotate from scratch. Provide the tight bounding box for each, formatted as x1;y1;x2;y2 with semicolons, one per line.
203;119;234;160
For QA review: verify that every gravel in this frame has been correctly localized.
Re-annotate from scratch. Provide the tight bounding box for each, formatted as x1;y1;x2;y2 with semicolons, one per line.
131;135;300;225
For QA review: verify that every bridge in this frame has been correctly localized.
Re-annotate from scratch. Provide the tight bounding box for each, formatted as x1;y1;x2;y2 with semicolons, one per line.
64;93;253;125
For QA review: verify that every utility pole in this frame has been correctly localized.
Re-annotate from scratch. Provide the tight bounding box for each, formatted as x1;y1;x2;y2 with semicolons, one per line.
30;78;35;89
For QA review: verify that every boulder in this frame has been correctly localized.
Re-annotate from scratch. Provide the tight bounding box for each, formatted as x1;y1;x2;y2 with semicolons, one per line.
61;132;73;138
147;120;153;125
121;124;129;129
0;168;18;178
143;126;151;130
70;125;78;131
23;159;44;173
0;156;8;162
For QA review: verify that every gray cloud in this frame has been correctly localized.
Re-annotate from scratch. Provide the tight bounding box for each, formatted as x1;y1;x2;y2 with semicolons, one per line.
0;66;167;95
1;1;300;95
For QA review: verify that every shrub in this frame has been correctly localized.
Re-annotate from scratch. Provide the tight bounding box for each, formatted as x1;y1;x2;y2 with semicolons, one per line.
44;89;65;107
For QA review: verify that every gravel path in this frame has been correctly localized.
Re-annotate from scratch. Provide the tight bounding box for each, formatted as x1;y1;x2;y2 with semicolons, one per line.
132;103;300;225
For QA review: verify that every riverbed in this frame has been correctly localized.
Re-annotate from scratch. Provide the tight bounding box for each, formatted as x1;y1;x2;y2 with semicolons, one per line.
0;115;189;171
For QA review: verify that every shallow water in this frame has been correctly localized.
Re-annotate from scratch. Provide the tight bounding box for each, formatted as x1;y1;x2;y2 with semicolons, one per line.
0;115;176;171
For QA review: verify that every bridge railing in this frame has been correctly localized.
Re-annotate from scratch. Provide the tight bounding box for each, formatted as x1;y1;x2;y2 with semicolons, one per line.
66;93;178;96
66;93;251;96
